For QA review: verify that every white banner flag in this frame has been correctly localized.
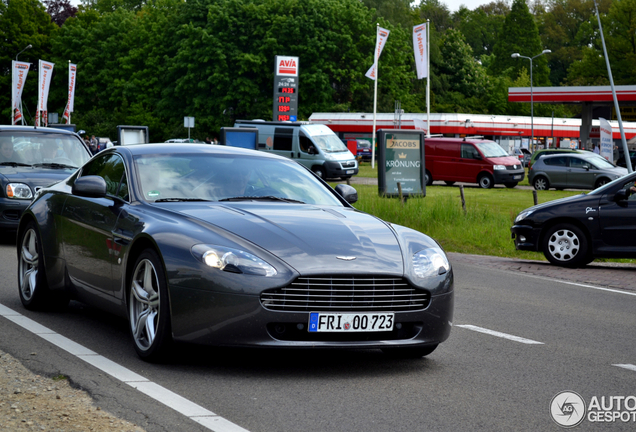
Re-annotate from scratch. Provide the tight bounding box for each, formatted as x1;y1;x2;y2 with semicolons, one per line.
599;118;613;162
365;27;390;80
413;23;428;79
12;61;30;125
36;60;54;126
63;63;77;123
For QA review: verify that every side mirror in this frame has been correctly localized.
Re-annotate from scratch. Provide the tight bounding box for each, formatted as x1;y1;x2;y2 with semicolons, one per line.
335;184;358;204
613;188;629;202
474;153;482;160
72;175;107;198
308;146;317;155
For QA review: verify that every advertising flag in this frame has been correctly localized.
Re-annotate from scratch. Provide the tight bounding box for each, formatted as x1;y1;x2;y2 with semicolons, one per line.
413;23;428;79
365;27;390;80
36;60;55;126
62;63;77;124
12;61;30;125
599;118;613;162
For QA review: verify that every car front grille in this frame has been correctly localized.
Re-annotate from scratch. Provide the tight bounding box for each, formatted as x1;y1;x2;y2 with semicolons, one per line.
341;161;356;168
506;164;521;170
260;275;430;312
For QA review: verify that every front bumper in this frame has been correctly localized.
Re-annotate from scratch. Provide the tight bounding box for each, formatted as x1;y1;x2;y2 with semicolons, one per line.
511;224;542;251
0;197;30;231
168;285;454;349
324;161;359;179
493;168;525;184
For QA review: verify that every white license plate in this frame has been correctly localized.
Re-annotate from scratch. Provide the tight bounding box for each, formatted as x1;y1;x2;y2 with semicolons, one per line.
308;312;394;332
346;169;354;174
513;175;521;180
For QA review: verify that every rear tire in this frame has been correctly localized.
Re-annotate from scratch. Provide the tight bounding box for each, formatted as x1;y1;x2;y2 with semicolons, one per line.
533;176;549;190
382;344;438;358
129;249;172;362
542;223;589;267
477;173;494;189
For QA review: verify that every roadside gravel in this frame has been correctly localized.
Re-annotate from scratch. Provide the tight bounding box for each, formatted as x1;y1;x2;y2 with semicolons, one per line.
0;349;145;431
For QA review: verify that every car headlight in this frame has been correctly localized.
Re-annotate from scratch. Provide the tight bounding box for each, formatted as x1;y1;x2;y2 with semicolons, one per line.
191;244;277;276
515;210;534;223
6;183;33;199
412;247;450;278
493;165;506;170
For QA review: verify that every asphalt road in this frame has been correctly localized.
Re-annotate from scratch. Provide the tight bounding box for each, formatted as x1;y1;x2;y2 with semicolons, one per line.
0;236;635;431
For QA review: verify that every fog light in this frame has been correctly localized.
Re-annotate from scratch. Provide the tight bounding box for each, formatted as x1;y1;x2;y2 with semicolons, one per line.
519;235;526;242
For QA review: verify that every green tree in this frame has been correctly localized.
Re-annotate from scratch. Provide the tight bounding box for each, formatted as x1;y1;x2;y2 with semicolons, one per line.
360;0;414;29
489;0;550;86
453;4;507;58
0;0;58;123
539;0;611;85
415;0;453;33
566;0;636;86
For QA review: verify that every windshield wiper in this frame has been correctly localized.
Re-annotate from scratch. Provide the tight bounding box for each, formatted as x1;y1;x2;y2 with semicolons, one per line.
219;196;305;204
154;197;212;202
32;162;77;169
0;162;32;167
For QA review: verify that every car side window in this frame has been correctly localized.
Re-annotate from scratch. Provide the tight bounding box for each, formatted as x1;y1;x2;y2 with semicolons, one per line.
299;131;313;153
544;156;567;167
569;158;590;169
461;144;479;159
79;154;129;201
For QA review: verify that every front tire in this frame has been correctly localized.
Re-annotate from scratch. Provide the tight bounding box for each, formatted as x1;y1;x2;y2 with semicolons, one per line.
595;178;609;189
477;173;494;189
542;223;589;267
425;170;433;186
18;222;68;310
129;249;172;361
18;223;49;310
312;166;325;179
444;181;455;186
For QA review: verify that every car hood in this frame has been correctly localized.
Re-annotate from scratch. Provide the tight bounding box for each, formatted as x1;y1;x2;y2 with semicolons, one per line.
176;203;404;274
487;156;523;165
522;193;593;213
0;166;73;188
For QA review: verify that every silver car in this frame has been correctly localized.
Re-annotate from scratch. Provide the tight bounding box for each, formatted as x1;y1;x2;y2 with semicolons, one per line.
529;153;628;190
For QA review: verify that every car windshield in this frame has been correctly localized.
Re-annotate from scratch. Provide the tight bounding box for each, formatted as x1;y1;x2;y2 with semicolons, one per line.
310;134;348;153
475;141;508;158
586;154;616;169
0;132;90;168
134;153;344;205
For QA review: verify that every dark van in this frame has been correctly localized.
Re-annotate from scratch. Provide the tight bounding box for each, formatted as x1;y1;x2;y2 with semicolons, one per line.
424;138;525;188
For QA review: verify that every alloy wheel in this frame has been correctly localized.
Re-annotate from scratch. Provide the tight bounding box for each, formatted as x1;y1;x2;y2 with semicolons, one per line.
130;259;161;351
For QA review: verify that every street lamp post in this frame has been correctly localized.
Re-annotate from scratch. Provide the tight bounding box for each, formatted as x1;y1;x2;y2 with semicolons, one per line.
16;44;32;61
511;49;551;151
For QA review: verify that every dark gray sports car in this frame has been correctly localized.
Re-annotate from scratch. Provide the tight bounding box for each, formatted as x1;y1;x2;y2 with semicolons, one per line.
17;144;453;361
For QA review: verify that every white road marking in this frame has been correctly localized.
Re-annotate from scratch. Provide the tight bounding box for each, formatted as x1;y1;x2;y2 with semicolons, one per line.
0;303;249;432
613;364;636;372
456;324;544;344
457;262;636;297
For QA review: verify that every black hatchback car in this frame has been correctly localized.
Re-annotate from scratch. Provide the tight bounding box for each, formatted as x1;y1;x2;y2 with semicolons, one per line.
511;171;636;267
0;126;92;234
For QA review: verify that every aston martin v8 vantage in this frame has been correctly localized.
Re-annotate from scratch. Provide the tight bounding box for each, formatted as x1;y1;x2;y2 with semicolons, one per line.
17;144;453;361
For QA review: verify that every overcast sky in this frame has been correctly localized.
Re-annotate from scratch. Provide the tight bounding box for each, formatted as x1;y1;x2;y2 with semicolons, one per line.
441;0;496;13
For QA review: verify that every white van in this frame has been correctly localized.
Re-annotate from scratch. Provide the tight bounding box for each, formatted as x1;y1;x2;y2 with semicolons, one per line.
234;120;358;179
